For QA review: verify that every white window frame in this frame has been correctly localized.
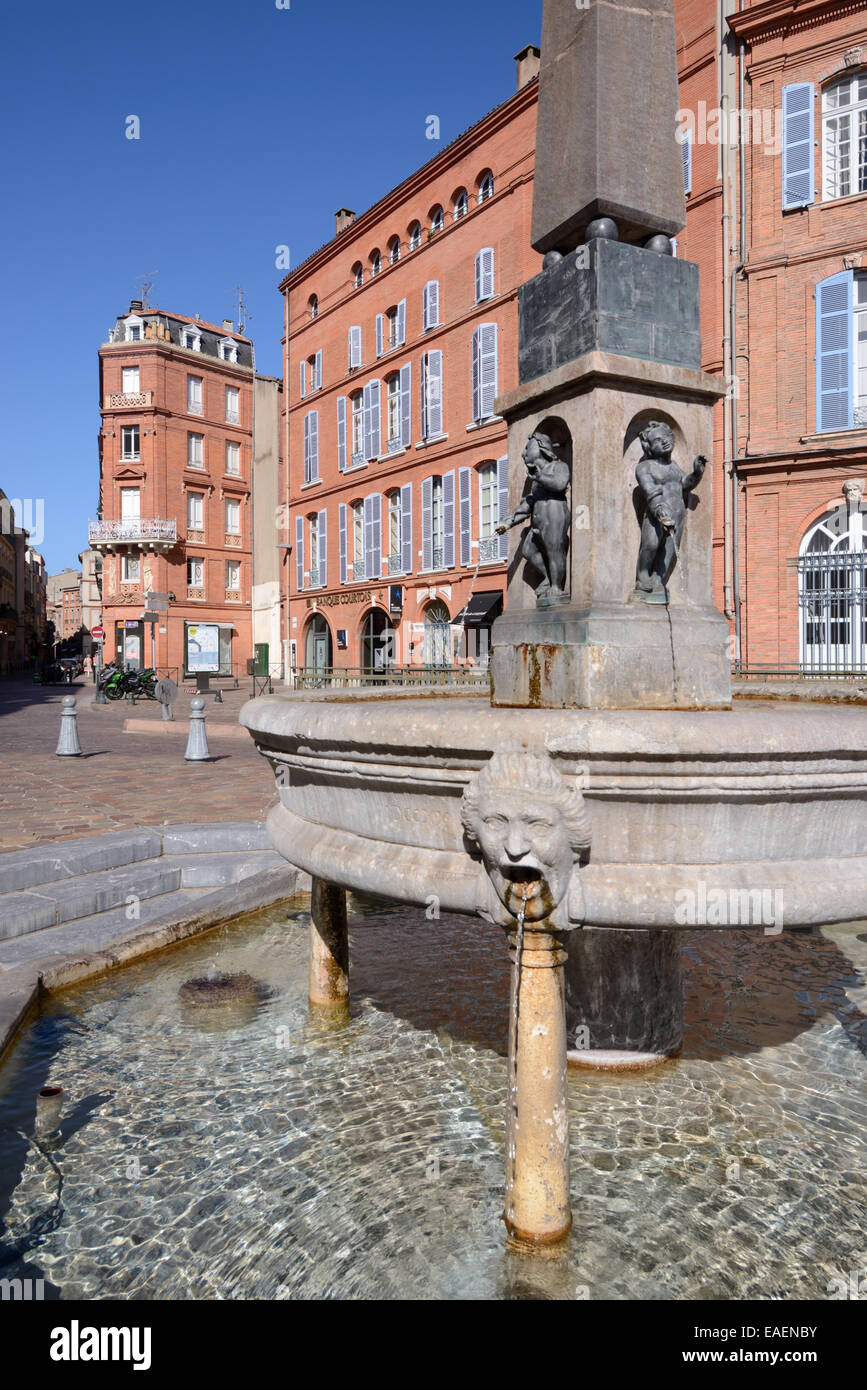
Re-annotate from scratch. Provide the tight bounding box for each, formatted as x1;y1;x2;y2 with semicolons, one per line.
225;386;240;424
187;375;203;416
187;492;204;531
478;172;494;203
125;315;144;342
225;498;241;536
121;424;140;460
225;440;241;476
187;557;204;588
122;366;140;393
226;559;241;591
453;190;468;220
182;327;202;351
409;222;422;251
187;432;204;469
219;337;238;363
822;72;867;202
121;552;141;583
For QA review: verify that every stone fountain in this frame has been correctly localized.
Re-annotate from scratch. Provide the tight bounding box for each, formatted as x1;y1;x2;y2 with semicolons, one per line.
243;0;867;1248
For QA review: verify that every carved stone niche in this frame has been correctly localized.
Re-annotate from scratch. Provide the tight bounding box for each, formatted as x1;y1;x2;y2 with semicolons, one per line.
460;750;590;931
514;417;573;608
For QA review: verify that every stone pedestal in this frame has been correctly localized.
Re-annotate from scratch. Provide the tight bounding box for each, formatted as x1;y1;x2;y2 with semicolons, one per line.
505;924;571;1247
309;877;350;1018
491;343;731;709
566;928;683;1070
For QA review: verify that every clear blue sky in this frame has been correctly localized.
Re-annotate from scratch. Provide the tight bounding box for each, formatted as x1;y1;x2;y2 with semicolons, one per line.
0;0;539;574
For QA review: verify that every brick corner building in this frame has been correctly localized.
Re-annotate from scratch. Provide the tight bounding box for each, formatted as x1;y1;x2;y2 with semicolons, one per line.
95;304;282;678
280;52;541;679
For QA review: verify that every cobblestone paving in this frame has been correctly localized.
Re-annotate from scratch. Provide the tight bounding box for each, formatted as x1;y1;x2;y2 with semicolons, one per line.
0;679;278;851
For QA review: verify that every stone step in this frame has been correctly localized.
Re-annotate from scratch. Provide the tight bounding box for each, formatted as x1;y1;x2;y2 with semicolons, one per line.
161;850;285;888
159;822;270;854
0;828;163;896
0;887;217;969
0;861;183;943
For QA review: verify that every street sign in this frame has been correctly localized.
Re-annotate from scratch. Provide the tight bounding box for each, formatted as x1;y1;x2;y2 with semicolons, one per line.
142;611;160;623
91;625;104;639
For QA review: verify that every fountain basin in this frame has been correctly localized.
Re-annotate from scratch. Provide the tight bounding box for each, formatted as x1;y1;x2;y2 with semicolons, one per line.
241;691;867;931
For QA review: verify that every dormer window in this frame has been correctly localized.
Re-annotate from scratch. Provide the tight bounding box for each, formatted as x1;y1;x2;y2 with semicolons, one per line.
125;316;144;342
183;327;202;351
219;338;238;363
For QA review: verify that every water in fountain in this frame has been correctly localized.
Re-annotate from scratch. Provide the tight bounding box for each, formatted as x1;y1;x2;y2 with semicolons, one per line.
1;896;864;1299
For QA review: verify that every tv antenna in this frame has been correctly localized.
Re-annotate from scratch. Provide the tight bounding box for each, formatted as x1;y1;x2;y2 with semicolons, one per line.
137;272;158;309
229;284;250;335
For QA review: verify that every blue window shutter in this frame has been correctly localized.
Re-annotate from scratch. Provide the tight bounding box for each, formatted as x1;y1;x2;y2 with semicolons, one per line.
303;413;311;483
371;493;382;577
376;313;384;358
369;379;381;458
397;299;406;346
337;396;347;471
459;467;472;566
401;482;413;575
497;454;509;560
424;280;440;330
349;325;362;369
480;324;498;418
363;495;373;578
472;328;481;422
299;360;306;398
422;476;433;570
314;350;322;390
318;509;327;587
816;270;854;432
309;410;319;479
427;351;443;436
400;362;412;447
476;248;494;302
339;503;347;584
295;514;304;591
420;354;428;438
681;131;692;197
362;382;371;459
782;83;815;209
443;470;455;570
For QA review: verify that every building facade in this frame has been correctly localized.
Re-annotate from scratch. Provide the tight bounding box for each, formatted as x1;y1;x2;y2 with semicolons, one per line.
675;0;867;673
281;51;541;678
94;304;270;677
47;567;82;645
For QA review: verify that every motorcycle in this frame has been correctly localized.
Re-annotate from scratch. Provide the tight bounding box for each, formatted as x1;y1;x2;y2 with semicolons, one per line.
98;665;158;701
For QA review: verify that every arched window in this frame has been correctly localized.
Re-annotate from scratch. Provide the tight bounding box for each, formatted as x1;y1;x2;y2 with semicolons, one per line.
370;249;382;277
309;294;319;319
352;262;364;289
453;189;468;220
477;170;494;203
305;613;333;673
388;235;401;264
360;608;395;674
408;221;422;251
424;599;452;667
799;496;866;670
822;72;867;201
430;205;444;234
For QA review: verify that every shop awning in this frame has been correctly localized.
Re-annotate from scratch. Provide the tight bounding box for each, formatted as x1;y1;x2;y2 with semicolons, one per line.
451;590;503;627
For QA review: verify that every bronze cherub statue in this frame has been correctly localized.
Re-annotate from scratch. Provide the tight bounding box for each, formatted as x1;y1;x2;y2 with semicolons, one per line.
496;430;570;603
634;420;706;602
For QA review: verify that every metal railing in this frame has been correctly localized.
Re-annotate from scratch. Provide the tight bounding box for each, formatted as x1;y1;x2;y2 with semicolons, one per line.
293;664;490;690
89;518;178;545
387;552;403;576
797;552;866;675
478;535;504;563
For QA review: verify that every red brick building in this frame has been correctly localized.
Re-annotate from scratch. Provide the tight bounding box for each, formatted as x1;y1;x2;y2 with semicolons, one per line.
675;0;867;673
94;304;266;677
280;51;541;678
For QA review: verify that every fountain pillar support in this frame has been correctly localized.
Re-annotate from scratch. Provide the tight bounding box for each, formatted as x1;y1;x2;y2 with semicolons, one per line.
309;878;350;1015
566;927;682;1070
505;924;571;1247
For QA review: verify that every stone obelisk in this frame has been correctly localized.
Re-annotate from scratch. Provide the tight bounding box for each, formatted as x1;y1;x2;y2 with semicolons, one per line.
491;0;731;712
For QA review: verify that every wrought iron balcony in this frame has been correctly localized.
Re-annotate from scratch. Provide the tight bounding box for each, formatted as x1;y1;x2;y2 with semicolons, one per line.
88;518;177;549
388;552;403;576
478;535;503;563
432;545;444;570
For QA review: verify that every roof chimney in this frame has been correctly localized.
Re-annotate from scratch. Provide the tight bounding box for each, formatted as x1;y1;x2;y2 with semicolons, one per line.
129;299;143;313
514;44;540;91
335;207;356;235
222;319;234;333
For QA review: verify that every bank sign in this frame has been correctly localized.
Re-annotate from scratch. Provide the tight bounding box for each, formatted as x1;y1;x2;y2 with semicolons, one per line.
186;623;220;673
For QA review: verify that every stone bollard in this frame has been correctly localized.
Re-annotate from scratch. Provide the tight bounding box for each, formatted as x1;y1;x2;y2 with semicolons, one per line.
55;695;82;757
184;696;211;761
155;676;178;723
